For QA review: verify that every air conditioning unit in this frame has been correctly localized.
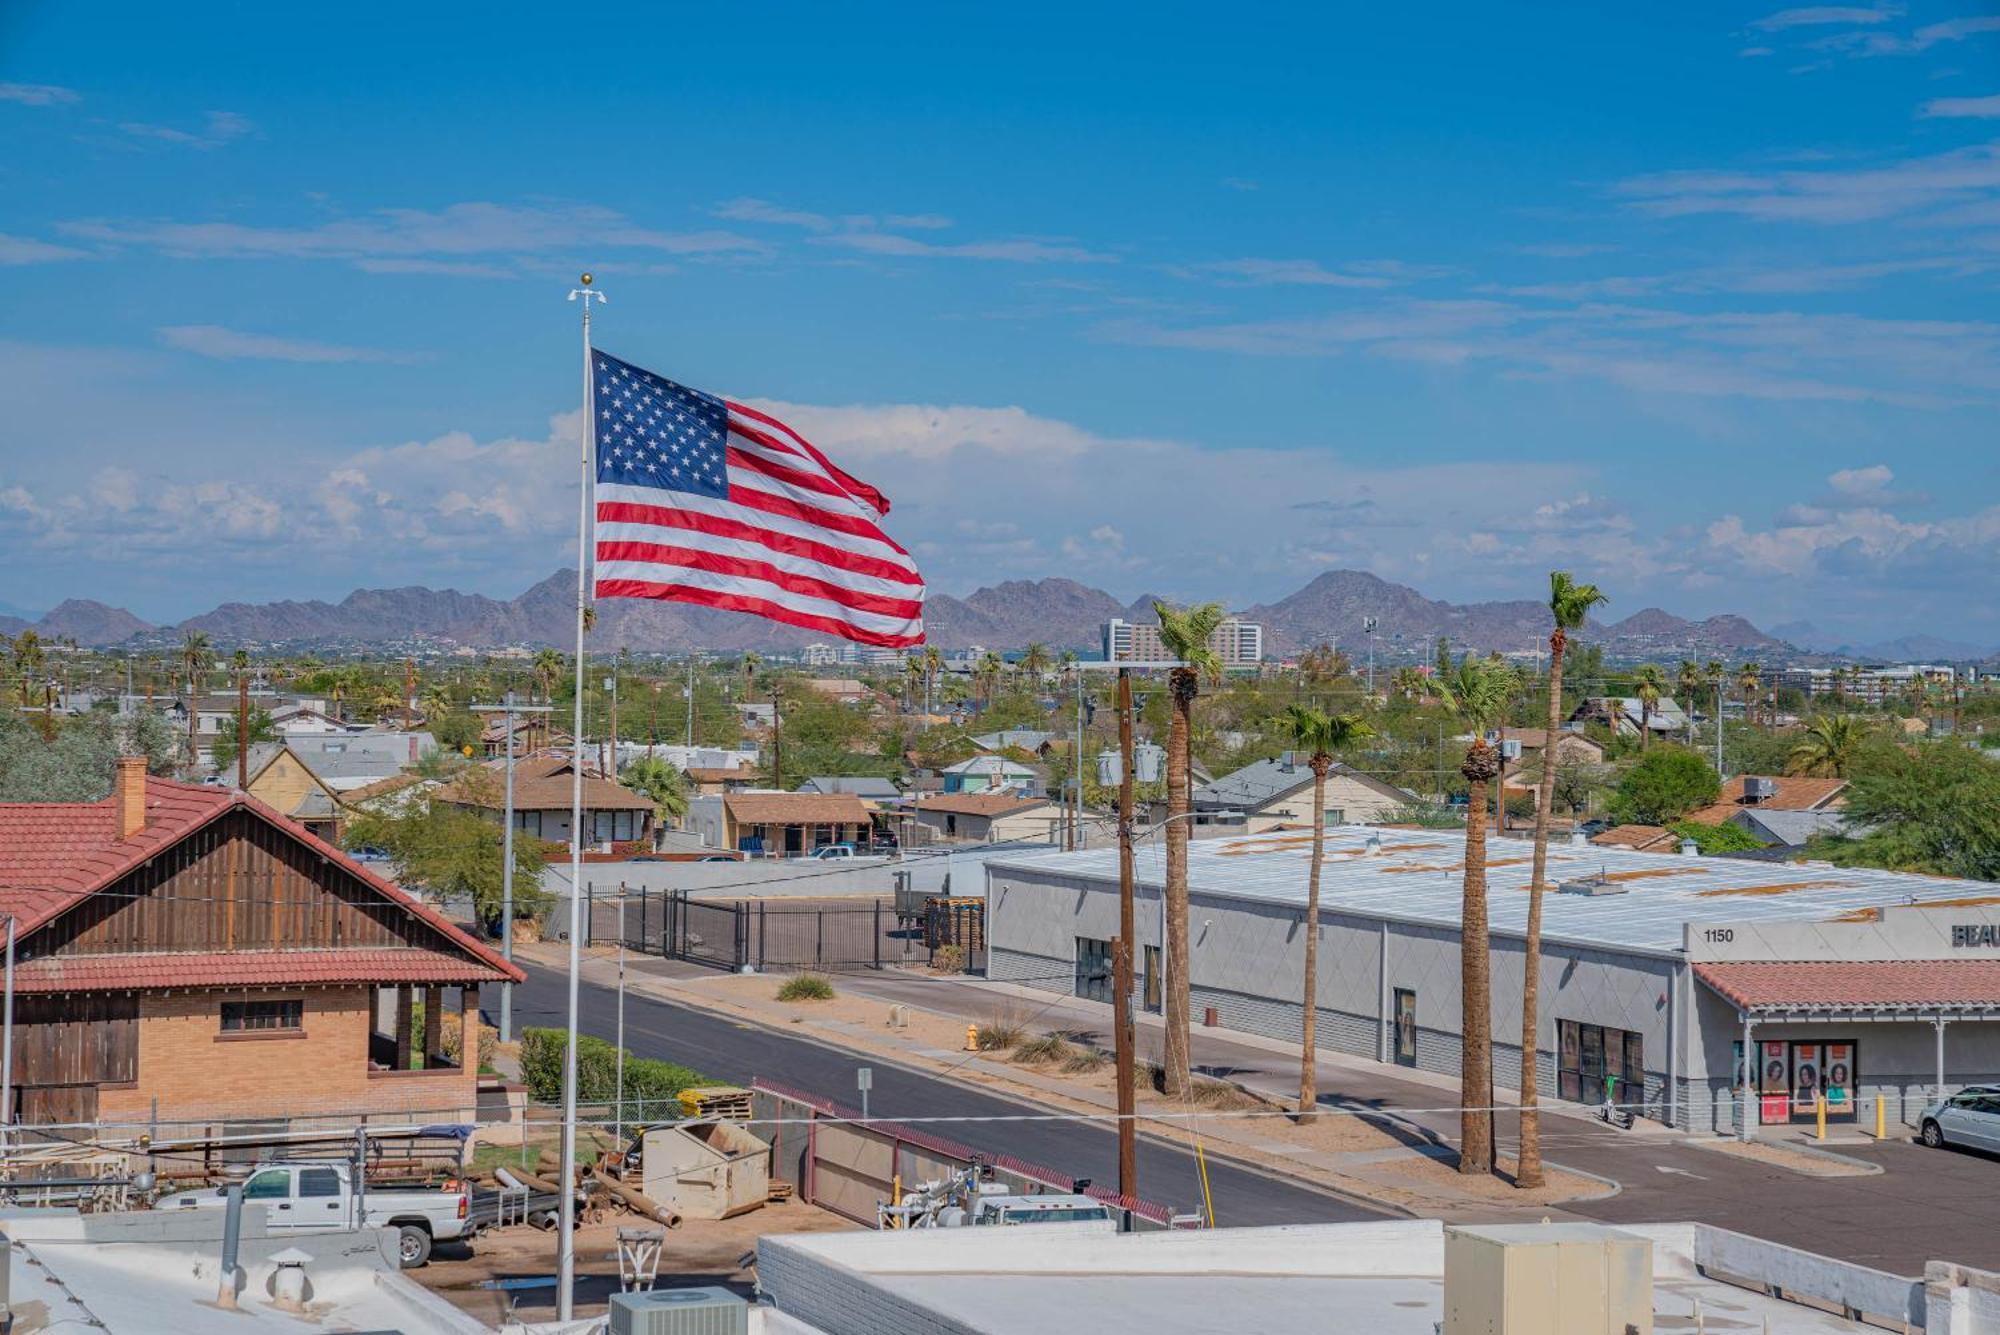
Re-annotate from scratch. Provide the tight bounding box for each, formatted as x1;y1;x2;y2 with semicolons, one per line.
1444;1222;1652;1335
609;1286;750;1335
1743;776;1778;802
1557;877;1626;897
1499;739;1522;761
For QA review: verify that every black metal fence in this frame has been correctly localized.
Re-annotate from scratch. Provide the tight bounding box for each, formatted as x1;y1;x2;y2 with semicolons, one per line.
594;889;900;973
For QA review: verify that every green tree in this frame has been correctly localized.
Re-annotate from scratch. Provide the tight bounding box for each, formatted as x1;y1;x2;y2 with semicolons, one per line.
1426;653;1513;1176
1676;661;1703;745
210;707;276;775
343;790;550;929
1609;747;1721;825
621;754;689;828
1737;662;1762;730
1276;704;1374;1123
1153;599;1226;1101
1520;571;1608;1189
0;710;179;801
1019;642;1051;682
1787;714;1866;779
11;630;45;709
1808;744;2000;880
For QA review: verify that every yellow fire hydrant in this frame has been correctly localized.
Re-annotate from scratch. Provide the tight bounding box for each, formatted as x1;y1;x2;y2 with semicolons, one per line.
964;1023;979;1052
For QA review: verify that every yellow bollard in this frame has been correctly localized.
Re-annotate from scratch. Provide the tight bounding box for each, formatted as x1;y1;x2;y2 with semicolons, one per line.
1816;1090;1827;1141
1875;1096;1887;1140
965;1023;979;1052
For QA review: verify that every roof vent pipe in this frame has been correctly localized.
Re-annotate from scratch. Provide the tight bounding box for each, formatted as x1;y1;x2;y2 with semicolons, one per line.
1568;830;1588;848
1679;839;1700;857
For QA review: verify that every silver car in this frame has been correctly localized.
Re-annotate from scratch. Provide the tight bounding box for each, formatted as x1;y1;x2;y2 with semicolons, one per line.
1919;1084;2000;1153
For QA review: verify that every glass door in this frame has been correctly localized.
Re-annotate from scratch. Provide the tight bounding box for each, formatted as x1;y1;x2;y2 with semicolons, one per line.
1393;989;1417;1067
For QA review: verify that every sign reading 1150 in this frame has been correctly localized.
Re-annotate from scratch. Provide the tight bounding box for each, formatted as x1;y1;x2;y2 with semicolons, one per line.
1703;928;1734;944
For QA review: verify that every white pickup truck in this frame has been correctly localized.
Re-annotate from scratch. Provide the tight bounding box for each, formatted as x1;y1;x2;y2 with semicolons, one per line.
160;1161;470;1267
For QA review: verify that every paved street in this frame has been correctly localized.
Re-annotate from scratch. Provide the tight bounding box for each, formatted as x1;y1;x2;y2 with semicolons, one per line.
510;963;1389;1228
802;970;2000;1274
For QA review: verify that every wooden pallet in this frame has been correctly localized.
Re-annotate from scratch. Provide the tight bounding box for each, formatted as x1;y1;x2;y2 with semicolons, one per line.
766;1180;795;1203
677;1085;754;1121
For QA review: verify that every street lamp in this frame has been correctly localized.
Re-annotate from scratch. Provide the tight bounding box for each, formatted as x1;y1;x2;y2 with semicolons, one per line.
472;693;552;1043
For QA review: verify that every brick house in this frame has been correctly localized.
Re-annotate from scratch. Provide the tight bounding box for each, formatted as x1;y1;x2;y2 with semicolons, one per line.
0;758;523;1129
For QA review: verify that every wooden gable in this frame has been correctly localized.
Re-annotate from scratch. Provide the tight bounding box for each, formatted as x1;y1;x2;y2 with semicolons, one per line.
27;807;458;960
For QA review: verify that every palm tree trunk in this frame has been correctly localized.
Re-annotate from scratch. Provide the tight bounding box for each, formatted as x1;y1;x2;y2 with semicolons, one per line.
1299;760;1326;1122
1460;748;1496;1176
1163;676;1194;1101
1517;634;1566;1189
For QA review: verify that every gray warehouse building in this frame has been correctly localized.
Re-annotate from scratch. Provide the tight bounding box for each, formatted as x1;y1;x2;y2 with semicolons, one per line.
983;827;2000;1133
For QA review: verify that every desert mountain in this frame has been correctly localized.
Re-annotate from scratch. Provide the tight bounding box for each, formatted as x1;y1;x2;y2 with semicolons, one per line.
21;568;1823;658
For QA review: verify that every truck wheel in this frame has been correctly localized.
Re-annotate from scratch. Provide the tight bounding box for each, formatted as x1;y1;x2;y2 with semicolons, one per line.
397;1225;433;1269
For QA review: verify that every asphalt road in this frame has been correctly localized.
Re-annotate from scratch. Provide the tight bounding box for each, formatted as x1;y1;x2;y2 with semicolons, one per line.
511;964;1386;1227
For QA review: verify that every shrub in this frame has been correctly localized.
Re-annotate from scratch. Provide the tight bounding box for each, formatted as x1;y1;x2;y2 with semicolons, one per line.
930;944;965;974
1012;1032;1073;1065
777;973;836;1002
440;1012;498;1072
518;1027;706;1115
1609;746;1721;825
1667;819;1766;854
1060;1046;1109;1075
974;1011;1027;1051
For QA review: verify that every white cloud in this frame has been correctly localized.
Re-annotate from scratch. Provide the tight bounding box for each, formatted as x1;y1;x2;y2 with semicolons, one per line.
1829;463;1895;496
1922;94;2000;120
1180;258;1398;289
61;202;768;269
815;231;1115;264
1614;142;2000;225
0;233;88;265
157;325;411;364
1751;6;1899;31
0;82;79;106
714;197;833;230
118;110;254;150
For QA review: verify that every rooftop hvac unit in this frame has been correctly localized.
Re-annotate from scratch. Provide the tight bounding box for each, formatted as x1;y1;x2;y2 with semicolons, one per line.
1743;776;1778;802
1557;877;1626;897
1444;1223;1652;1335
1133;742;1165;783
609;1286;750;1335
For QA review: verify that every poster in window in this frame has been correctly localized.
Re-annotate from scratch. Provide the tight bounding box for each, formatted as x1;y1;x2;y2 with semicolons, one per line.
1760;1040;1791;1125
1793;1042;1822;1114
1824;1043;1854;1113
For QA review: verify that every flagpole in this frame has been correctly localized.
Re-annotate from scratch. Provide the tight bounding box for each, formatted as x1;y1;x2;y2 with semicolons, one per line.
559;272;604;1320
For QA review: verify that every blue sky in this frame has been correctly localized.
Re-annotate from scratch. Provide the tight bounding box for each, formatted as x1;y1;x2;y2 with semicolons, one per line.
1;3;1997;643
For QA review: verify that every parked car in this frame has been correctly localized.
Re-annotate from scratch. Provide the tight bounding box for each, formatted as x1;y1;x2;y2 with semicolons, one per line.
159;1161;470;1267
807;844;858;860
1919;1085;2000;1153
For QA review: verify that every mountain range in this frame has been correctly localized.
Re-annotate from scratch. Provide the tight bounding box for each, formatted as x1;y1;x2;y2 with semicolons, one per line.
0;568;1880;660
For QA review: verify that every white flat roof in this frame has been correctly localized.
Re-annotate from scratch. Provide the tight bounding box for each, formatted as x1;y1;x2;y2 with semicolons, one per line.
984;825;2000;956
760;1220;1893;1335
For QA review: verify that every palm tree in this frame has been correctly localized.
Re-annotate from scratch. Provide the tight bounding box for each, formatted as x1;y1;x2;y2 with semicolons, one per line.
1737;662;1762;730
922;645;944;718
1277;704;1374;1122
1676;661;1702;746
1428;654;1512;1176
620;754;689;830
1787;714;1865;778
1632;664;1664;753
1019;642;1051;683
903;654;924;711
1519;572;1608;1189
531;648;565;750
1153;599;1226;1100
179;630;214;772
11;630;44;709
740;651;761;699
976;650;1004;709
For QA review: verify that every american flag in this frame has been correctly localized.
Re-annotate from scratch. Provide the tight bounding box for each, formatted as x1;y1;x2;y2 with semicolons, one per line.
589;351;925;647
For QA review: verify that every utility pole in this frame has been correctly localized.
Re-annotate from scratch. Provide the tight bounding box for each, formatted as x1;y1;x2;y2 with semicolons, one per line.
1113;667;1138;1208
1363;616;1378;697
236;667;249;791
475;692;551;1044
1071;672;1086;851
403;657;416;730
770;679;783;790
1714;679;1725;778
685;656;695;747
604;673;619;776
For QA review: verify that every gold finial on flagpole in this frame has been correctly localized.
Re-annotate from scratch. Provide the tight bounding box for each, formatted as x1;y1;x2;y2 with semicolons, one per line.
580;272;592;286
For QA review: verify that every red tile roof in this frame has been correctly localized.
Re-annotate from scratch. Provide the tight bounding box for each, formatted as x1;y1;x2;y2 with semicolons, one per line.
726;791;871;826
1696;961;2000;1014
12;948;504;992
0;776;522;986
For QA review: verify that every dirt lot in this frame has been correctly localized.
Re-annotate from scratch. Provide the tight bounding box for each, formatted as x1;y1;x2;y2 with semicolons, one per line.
419;1197;858;1325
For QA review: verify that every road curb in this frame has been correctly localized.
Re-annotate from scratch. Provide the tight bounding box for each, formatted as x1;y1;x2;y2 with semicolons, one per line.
1673;1134;1885;1177
545;961;1407;1222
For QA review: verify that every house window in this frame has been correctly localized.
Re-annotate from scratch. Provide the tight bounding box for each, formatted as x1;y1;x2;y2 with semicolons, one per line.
220;999;303;1034
1322;808;1346;827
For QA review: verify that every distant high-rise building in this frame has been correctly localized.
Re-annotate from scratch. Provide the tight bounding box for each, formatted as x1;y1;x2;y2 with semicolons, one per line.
1103;617;1263;667
803;642;839;667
